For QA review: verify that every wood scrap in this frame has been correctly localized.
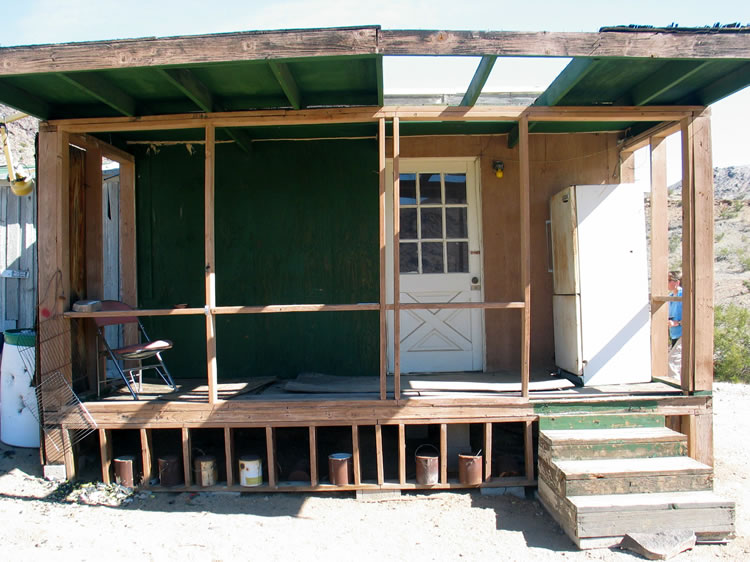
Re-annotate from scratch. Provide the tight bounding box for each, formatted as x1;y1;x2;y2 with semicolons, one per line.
158;377;277;401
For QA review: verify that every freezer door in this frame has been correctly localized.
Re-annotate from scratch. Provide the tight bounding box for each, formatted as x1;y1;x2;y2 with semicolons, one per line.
553;294;584;375
549;186;579;295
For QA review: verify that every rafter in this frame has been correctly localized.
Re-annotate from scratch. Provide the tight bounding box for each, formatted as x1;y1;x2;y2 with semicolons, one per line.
268;61;302;110
0;81;50;119
158;68;214;112
460;56;496;106
508;58;601;148
58;72;136;116
690;61;750;105
629;60;712;106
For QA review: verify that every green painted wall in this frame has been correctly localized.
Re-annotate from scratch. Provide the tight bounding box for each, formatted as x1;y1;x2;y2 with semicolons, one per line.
136;139;379;379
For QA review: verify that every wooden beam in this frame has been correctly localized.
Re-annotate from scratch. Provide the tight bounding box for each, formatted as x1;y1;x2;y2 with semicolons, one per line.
630;61;712;106
524;420;534;482
378;117;387;400
223;128;253;154
687;413;714;466
375;55;384;106
58;72;136;116
519;115;531;399
182;427;192;486
650;136;669;382
68;132;135;164
0;81;51;119
224;427;235;486
378;29;750;59
440;424;448;484
84;144;103;390
99;428;113;484
268;61;302;110
140;428;154;485
484;423;492;480
204;125;218;404
690;110;714;392
398;423;406;485
620;150;636;183
680;118;695;392
352;425;361;485
265;426;276;487
158;68;214;112
392;117;401;400
375;425;384;485
619;121;681;152
0;27;379;75
460;56;496;106
691;61;750;105
309;426;318;486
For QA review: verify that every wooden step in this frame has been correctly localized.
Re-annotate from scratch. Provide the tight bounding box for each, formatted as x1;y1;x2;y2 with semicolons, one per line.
539;427;687;461
539;456;713;497
538;480;735;549
539;414;665;431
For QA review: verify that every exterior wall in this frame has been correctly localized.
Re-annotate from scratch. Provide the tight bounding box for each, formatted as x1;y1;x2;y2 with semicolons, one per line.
391;133;620;370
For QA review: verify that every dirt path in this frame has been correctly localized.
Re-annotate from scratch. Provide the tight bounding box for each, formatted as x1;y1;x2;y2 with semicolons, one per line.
1;383;748;561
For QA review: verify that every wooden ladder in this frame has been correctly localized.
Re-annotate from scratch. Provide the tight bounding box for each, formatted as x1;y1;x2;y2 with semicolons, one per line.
536;414;735;549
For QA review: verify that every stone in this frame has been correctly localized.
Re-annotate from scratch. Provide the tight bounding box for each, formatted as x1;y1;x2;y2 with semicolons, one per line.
620;530;696;560
356;489;401;502
43;464;67;481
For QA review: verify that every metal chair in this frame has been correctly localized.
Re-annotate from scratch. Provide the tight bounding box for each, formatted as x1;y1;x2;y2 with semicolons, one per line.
95;300;177;400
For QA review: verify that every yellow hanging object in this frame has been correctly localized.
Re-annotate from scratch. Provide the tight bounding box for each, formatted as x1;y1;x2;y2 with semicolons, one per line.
10;171;34;196
2;118;35;197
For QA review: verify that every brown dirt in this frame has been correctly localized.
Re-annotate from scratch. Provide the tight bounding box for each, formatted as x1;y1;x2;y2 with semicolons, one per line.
0;383;747;561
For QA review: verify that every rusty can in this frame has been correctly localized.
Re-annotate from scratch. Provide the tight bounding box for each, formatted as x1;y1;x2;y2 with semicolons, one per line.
158;454;181;486
328;453;353;485
415;444;439;485
458;452;483;486
114;455;136;488
194;455;218;487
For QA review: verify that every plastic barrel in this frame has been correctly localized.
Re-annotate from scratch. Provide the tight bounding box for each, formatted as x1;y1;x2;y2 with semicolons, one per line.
1;329;39;447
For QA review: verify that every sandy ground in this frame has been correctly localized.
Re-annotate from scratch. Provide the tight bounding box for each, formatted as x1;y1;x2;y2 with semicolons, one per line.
0;383;748;562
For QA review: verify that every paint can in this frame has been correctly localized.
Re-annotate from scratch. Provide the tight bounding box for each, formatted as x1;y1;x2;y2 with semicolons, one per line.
328;453;353;485
114;455;136;487
194;455;218;487
458;451;483;486
415;444;439;485
157;454;181;486
239;454;263;487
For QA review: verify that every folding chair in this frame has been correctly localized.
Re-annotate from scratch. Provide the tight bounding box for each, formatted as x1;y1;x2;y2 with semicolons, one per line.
95;300;177;400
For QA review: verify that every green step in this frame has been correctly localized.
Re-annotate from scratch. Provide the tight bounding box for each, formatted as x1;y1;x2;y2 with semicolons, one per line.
539;427;687;461
538;414;665;431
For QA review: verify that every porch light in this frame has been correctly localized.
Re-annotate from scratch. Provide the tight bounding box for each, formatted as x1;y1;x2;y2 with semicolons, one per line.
493;160;504;179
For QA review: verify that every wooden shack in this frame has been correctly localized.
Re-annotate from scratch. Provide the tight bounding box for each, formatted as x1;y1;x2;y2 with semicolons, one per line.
1;25;747;547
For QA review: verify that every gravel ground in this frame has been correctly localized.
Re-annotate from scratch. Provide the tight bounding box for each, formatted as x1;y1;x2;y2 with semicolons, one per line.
0;383;748;561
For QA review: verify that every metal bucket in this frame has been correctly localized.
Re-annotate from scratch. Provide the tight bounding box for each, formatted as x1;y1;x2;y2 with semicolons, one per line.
158;454;181;486
114;455;136;487
194;455;218;487
458;451;483;486
239;454;263;487
415;444;439;485
328;453;353;485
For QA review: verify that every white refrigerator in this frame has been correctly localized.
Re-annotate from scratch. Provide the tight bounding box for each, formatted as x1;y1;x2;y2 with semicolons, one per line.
549;184;652;386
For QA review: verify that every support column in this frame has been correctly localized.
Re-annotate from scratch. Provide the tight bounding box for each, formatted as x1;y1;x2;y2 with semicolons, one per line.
650;136;670;381
519;114;531;398
680;118;695;392
378;118;387;400
392;117;401;400
204;125;218;404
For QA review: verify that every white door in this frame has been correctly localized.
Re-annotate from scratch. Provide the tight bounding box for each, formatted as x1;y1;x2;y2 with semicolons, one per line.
386;158;484;373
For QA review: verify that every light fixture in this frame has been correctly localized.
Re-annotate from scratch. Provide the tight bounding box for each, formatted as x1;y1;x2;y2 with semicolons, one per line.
492;160;504;179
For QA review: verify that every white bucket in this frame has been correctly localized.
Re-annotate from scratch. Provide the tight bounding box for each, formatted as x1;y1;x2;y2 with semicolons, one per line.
1;329;39;448
239;454;263;487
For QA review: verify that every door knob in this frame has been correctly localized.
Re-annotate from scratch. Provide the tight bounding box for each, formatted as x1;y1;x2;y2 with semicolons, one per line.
471;277;479;284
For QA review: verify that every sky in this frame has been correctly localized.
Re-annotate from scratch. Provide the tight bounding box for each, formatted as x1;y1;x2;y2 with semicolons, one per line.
1;0;748;175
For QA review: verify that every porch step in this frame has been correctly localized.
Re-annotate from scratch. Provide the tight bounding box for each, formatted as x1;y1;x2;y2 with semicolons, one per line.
539;427;687;461
538;482;736;549
539;413;665;431
539;456;713;497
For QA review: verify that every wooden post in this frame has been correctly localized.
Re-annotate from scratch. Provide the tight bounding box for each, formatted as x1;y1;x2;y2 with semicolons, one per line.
352;425;361;485
118;158;138;347
265;426;276;488
398;423;406;485
680;118;695;392
224;427;234;486
379;118;387;400
309;426;318;486
181;427;192;486
620;150;636;183
392;117;401;400
650;135;670;381
519;114;531;398
84;145;103;390
375;425;384;485
524;420;534;483
484;423;492;481
204;124;218;404
99;428;113;484
440;423;448;484
687;413;714;466
140;429;154;485
690;110;714;392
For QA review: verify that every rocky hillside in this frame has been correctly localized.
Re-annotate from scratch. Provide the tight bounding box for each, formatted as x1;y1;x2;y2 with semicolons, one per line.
0;104;38;168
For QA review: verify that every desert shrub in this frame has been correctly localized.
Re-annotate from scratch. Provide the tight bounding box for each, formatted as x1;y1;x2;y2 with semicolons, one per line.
714;303;750;383
739;250;750;273
715;231;725;243
716;247;730;262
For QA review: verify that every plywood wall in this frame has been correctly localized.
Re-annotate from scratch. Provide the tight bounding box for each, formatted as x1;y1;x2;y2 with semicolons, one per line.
391;133;620;370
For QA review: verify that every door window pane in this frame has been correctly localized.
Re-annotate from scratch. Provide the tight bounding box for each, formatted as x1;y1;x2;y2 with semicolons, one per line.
445;174;467;204
400;242;418;273
419;173;442;204
421;208;443;239
446;207;468;238
447;242;469;273
421;242;444;273
400;208;417;239
400;174;417;205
